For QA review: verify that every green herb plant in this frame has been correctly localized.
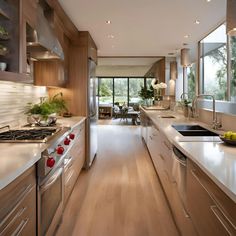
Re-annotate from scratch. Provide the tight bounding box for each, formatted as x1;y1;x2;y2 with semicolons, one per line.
26;93;68;120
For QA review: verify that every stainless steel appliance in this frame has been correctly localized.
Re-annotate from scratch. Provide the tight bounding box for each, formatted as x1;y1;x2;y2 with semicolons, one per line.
172;146;187;204
85;59;98;169
37;127;74;236
0;124;78;235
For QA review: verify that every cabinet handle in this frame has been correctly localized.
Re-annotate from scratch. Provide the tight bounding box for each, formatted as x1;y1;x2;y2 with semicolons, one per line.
13;218;29;236
0;184;32;229
210;205;236;235
163;140;171;150
0;207;27;235
65;170;75;185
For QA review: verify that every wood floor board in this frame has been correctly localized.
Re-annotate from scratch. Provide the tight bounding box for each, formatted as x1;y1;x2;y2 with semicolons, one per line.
56;125;179;236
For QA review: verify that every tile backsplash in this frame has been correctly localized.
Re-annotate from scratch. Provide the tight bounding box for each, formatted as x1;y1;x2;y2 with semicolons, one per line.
0;81;47;128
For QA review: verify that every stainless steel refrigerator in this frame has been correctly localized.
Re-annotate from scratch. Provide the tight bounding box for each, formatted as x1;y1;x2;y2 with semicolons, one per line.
85;59;98;169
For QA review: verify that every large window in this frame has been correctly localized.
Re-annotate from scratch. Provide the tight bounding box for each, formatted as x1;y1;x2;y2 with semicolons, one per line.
200;24;227;100
230;36;236;102
98;78;113;105
129;78;144;104
114;78;128;105
187;64;196;101
98;77;152;106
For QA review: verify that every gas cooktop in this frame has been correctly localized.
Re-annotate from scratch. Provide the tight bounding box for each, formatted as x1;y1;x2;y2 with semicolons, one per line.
0;128;61;143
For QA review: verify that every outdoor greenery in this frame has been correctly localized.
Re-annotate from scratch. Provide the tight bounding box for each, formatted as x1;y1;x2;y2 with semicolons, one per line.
230;36;236;100
187;65;196;101
98;77;148;105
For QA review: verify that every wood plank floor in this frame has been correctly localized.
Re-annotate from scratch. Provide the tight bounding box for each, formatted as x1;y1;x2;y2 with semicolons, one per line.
56;125;179;236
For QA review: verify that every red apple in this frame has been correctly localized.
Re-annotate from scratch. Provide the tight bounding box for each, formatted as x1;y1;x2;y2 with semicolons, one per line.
46;157;55;168
57;146;64;155
69;133;75;140
64;138;70;145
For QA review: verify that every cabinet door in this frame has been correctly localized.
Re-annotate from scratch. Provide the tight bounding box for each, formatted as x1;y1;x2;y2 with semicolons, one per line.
34;60;66;87
187;160;235;236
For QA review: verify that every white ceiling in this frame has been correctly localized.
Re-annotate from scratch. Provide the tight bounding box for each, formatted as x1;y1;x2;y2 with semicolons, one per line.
58;0;226;59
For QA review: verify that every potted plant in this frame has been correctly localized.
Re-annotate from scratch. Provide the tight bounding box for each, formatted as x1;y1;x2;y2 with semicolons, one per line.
26;93;68;125
138;86;154;106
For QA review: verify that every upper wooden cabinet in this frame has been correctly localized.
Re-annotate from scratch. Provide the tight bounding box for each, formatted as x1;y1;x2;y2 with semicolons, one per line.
34;60;66;87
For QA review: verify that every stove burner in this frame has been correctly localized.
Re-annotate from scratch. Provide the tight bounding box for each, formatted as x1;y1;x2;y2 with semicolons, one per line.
0;128;58;142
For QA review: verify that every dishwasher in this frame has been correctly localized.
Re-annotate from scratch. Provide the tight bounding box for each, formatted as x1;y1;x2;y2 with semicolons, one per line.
172;146;187;204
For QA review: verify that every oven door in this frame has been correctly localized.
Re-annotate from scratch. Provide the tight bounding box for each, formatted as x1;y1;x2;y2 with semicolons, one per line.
38;165;64;236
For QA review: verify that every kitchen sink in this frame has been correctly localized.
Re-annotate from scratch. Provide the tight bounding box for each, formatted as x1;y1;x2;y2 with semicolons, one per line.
172;125;218;136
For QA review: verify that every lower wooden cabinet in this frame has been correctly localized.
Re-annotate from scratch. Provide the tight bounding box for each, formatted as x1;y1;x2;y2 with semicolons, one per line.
187;159;236;236
64;121;85;205
0;166;36;236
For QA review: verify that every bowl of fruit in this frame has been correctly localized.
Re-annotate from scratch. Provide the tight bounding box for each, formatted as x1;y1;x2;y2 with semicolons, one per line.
219;131;236;146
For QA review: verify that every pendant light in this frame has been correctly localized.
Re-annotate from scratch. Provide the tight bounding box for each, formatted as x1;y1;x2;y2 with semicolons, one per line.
170;61;177;80
180;48;190;67
227;0;236;36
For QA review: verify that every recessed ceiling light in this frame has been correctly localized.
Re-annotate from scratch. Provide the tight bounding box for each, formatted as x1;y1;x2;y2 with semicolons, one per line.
183;43;188;46
184;35;190;38
105;20;111;24
206;0;211;2
108;34;114;38
195;20;200;24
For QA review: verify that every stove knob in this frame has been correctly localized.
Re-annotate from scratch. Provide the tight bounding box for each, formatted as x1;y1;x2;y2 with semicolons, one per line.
69;133;75;140
64;138;70;145
57;146;64;155
46;157;55;168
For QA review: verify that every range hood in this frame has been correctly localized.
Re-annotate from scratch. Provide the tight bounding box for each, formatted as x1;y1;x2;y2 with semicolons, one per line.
27;4;64;60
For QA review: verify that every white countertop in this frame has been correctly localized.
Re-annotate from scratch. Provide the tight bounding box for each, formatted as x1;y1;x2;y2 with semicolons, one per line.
141;107;236;203
0;116;86;190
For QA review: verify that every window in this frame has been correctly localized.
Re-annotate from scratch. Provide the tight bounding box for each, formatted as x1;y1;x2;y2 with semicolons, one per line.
129;78;144;104
200;24;227;101
187;64;196;101
114;78;128;105
230;36;236;102
98;78;113;105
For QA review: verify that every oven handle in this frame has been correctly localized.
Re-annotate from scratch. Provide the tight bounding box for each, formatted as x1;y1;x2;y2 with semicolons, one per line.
40;167;63;193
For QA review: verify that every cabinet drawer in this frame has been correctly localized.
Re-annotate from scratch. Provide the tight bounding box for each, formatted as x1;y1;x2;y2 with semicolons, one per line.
187;160;235;236
0;185;36;236
0;167;36;225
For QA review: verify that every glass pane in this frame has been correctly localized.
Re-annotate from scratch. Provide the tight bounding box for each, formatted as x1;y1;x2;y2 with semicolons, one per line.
230;36;236;102
187;64;196;101
129;78;144;104
98;78;113;105
200;24;227;100
146;78;154;89
114;78;128;106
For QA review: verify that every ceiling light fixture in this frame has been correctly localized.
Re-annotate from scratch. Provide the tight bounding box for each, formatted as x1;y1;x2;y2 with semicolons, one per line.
195;20;200;24
226;0;236;36
184;35;190;38
170;61;178;80
108;34;114;38
105;20;111;24
206;0;211;2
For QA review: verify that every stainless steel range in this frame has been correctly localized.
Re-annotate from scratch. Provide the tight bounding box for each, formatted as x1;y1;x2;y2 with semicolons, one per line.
0;124;76;236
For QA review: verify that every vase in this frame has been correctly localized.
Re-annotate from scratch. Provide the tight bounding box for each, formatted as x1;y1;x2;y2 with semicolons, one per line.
183;106;189;118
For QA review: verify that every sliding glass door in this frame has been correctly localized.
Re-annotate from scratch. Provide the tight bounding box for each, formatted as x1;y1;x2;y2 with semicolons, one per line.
114;78;128;105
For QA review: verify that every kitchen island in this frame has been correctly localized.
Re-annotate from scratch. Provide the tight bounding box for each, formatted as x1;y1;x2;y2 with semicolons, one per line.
141;106;236;235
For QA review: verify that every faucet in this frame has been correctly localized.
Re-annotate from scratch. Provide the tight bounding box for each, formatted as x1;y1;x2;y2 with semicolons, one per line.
192;94;221;130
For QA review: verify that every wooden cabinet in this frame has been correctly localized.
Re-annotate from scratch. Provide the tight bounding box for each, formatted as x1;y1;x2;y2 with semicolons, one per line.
34;60;66;87
144;114;197;236
0;166;36;236
187;159;236;236
64;121;85;205
140;109;149;143
99;105;113;119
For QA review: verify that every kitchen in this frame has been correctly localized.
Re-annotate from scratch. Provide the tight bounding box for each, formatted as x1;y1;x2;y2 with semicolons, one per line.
0;0;236;236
